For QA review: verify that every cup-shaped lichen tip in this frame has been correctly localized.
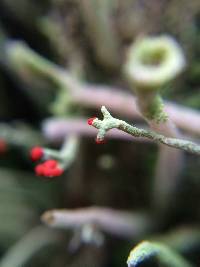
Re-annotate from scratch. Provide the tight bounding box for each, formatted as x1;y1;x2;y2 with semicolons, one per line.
124;35;186;90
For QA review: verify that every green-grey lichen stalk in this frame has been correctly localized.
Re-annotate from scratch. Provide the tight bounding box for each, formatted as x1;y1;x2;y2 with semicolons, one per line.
124;35;186;124
124;35;186;216
127;241;193;267
92;106;200;155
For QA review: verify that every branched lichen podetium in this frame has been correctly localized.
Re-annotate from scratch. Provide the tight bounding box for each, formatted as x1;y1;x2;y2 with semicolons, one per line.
89;106;200;155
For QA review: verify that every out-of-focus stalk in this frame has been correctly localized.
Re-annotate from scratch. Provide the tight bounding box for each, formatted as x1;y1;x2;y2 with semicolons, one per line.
124;35;186;217
77;0;121;69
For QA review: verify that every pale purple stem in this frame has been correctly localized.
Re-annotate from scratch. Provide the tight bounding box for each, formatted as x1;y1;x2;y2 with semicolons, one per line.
41;207;153;239
72;85;200;136
74;85;140;118
165;102;200;136
42;118;152;143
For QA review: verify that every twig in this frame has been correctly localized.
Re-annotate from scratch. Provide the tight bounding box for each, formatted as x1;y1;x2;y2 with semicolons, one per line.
90;106;200;155
41;207;152;239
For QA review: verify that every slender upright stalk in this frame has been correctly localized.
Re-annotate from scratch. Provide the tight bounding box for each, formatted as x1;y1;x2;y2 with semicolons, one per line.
77;0;120;69
124;35;186;217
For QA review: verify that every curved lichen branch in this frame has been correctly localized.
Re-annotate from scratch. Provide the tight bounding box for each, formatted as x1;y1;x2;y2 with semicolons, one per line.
127;241;193;267
91;106;200;155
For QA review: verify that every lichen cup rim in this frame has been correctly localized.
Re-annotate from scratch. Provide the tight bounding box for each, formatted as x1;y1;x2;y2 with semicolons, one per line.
124;35;186;90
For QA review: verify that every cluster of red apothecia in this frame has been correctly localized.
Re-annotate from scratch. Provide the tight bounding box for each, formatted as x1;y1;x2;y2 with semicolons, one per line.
87;117;106;144
30;146;63;178
30;118;105;177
